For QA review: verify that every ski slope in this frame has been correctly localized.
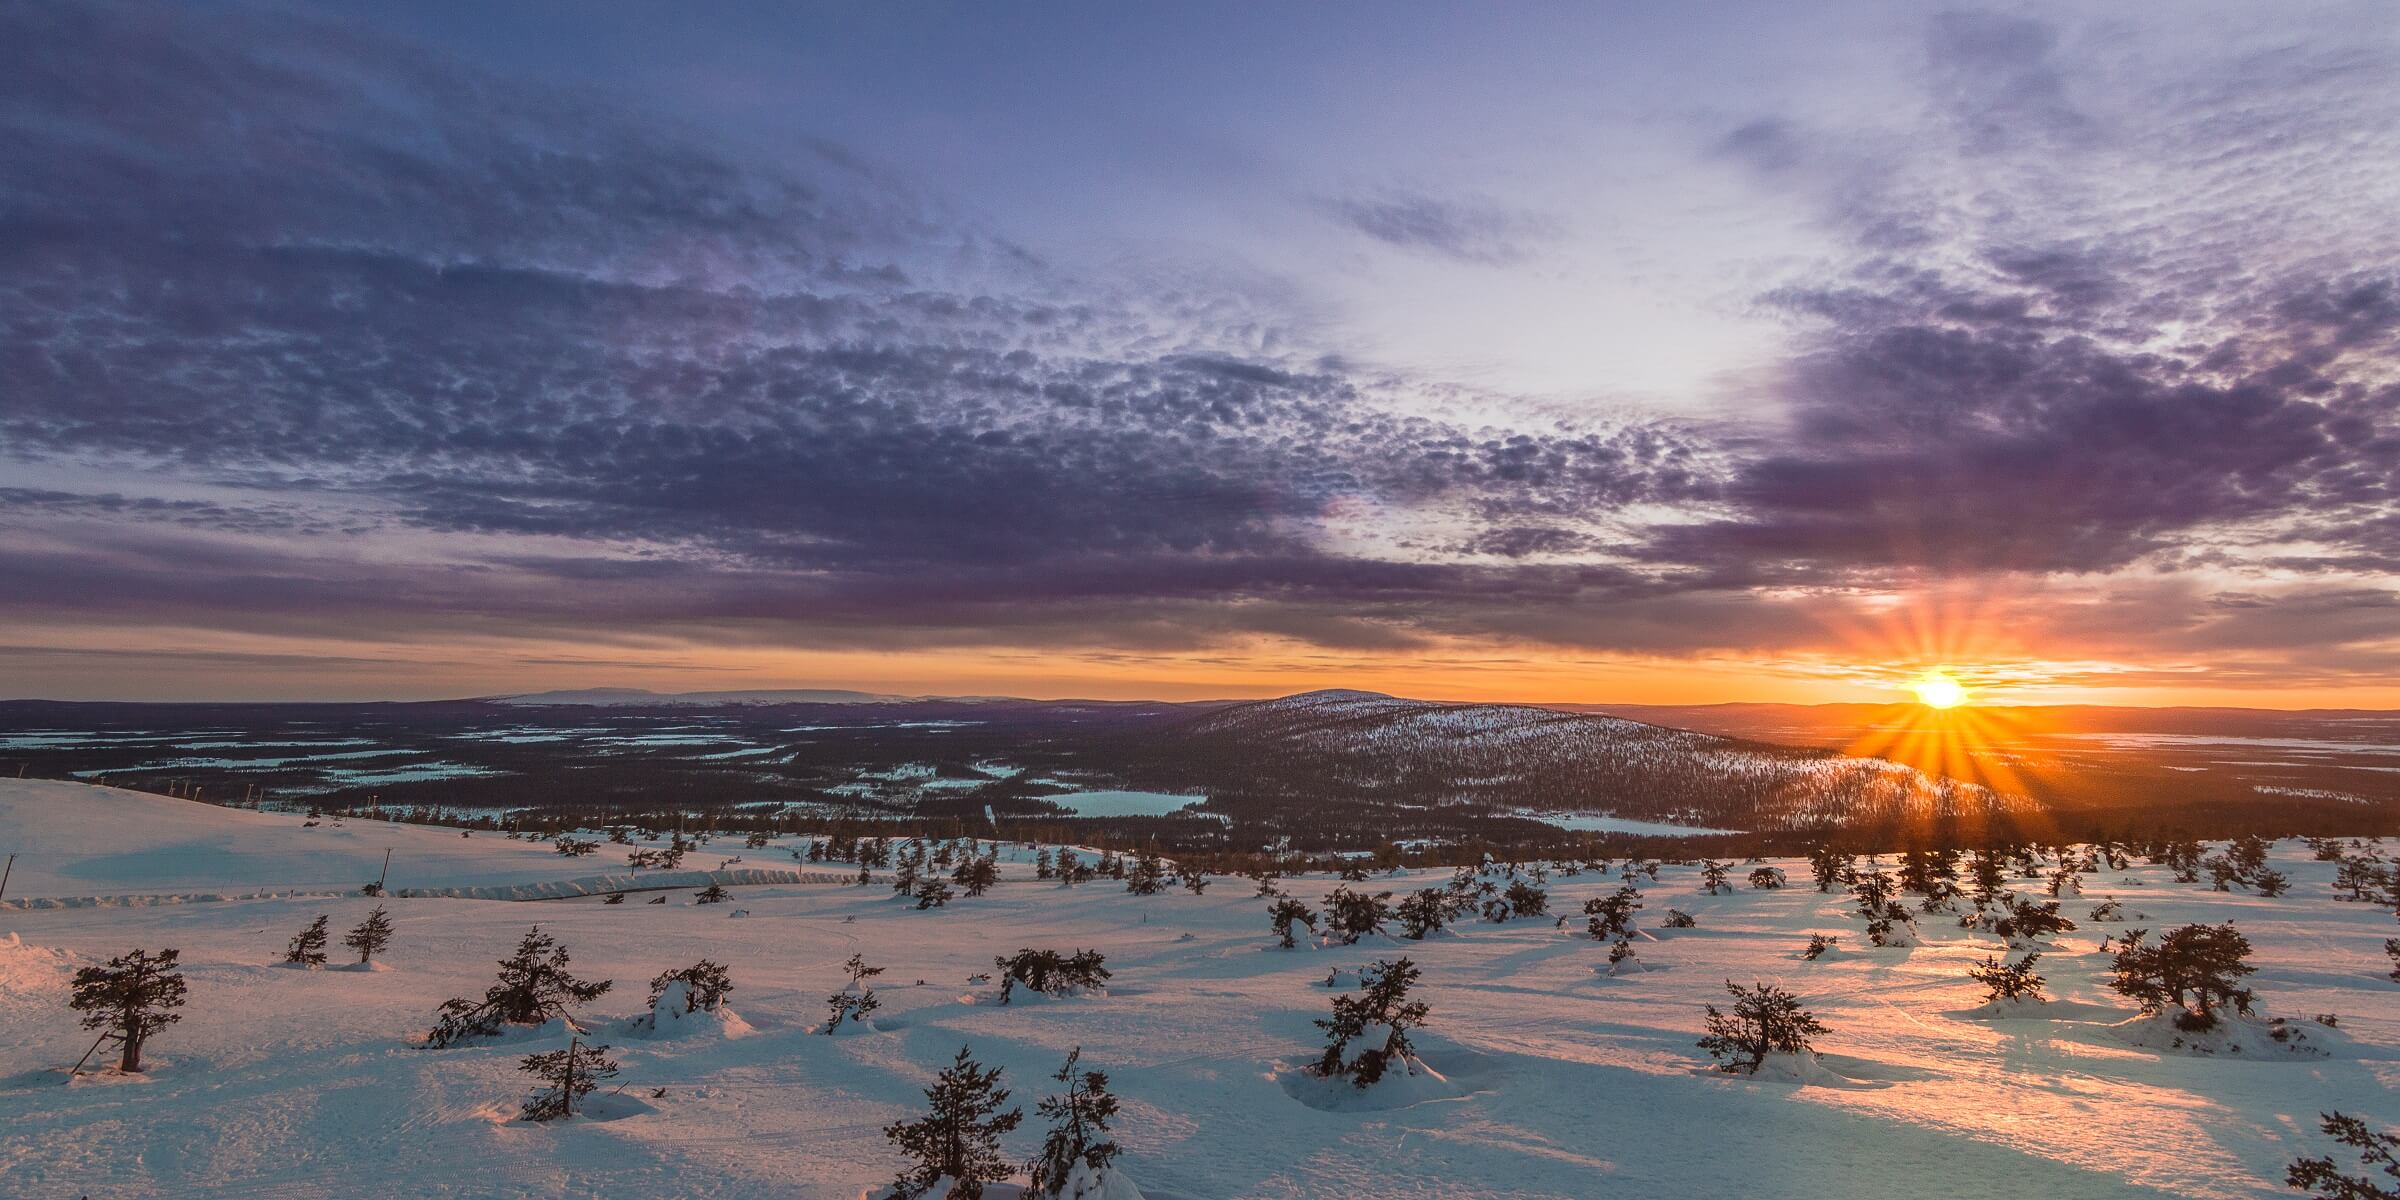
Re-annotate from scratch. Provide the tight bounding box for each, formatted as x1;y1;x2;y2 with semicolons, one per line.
0;781;2394;1199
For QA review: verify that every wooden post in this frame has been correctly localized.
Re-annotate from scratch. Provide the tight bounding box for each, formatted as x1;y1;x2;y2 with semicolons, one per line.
0;852;13;904
376;848;393;894
67;1031;114;1080
564;1036;580;1118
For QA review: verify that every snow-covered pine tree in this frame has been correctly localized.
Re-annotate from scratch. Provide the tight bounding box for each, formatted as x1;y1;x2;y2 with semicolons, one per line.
1806;846;1849;892
343;906;394;964
955;853;1001;897
995;948;1111;1003
1697;980;1827;1074
1027;1047;1124;1198
883;1046;1024;1200
426;926;612;1048
2287;1111;2399;1200
1584;885;1642;940
1124;851;1169;895
824;981;882;1031
68;947;187;1073
1320;886;1394;944
693;883;730;904
1802;933;1837;960
1181;870;1210;895
913;875;955;909
846;953;885;990
1699;860;1732;894
1606;937;1640;974
1313;957;1429;1088
284;914;331;967
1994;896;2078;946
2109;922;2256;1031
1269;897;1319;948
1968;952;2047;1003
648;961;733;1013
518;1036;617;1122
1397;888;1450;939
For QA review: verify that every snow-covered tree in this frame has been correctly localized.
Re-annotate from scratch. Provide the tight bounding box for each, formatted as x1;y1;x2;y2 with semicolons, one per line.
1397;888;1451;939
648;961;733;1014
344;905;395;964
1584;885;1642;941
1699;860;1733;895
284;915;330;967
427;927;612;1048
1806;846;1850;892
2287;1111;2399;1200
914;875;955;910
1027;1047;1124;1198
1802;933;1837;961
1968;953;2047;1003
825;986;881;1032
1697;980;1827;1074
68;947;187;1073
1269;897;1319;948
1483;879;1547;922
883;1046;1024;1200
1320;886;1393;944
518;1036;617;1122
996;949;1110;1003
1994;897;2078;946
1606;937;1641;975
1747;866;1786;890
1124;851;1170;895
1313;957;1429;1088
956;853;1001;897
2110;923;2256;1031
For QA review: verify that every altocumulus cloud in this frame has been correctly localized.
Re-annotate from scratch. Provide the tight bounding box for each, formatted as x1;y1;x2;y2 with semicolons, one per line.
1;2;2398;682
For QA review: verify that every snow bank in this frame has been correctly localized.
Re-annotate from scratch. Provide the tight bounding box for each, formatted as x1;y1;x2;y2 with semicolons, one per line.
626;980;752;1040
2108;1013;2333;1058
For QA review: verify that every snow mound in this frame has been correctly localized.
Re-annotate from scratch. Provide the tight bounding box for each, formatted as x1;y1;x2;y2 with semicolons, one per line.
1278;1054;1468;1112
1701;1052;1884;1089
1056;1162;1146;1200
2108;1013;2334;1058
627;981;752;1039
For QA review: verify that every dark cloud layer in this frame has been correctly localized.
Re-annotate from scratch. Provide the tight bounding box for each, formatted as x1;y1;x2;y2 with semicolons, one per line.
3;2;2398;686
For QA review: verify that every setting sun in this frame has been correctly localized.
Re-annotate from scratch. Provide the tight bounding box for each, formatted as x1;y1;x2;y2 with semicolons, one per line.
1912;672;1969;709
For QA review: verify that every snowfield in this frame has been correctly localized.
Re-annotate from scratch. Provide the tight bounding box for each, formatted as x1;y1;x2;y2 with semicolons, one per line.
1;780;2395;1199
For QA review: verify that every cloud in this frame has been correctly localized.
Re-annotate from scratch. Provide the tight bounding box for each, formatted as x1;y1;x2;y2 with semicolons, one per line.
3;2;2399;695
1315;190;1559;265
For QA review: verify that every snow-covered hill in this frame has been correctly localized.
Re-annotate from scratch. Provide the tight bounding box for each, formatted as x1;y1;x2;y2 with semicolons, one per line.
0;786;2391;1198
0;780;812;902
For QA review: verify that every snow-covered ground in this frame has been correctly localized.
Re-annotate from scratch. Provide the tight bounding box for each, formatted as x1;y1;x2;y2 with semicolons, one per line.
1;780;2394;1199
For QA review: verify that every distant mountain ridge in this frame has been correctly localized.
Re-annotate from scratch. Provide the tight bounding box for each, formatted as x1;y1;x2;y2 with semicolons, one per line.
495;687;1001;707
1150;689;2021;833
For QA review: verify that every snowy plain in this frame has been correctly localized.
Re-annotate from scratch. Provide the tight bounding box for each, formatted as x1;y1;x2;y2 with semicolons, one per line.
1;780;2395;1199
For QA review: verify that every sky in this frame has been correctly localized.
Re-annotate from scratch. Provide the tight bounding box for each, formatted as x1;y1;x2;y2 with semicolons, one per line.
3;1;2399;706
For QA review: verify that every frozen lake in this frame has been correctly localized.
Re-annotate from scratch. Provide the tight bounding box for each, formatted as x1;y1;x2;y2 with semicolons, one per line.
1046;789;1207;817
